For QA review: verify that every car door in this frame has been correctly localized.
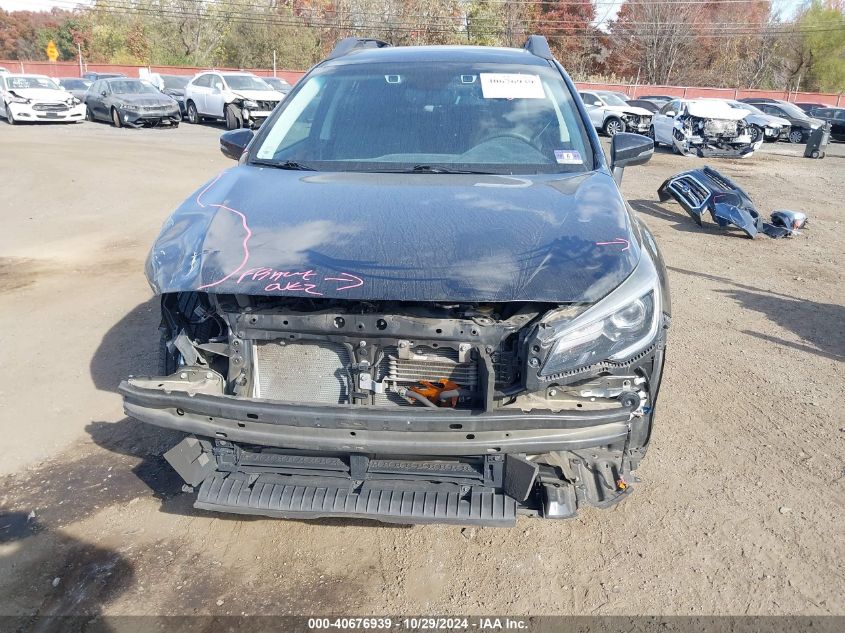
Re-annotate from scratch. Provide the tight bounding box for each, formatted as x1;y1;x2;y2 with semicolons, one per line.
0;76;7;119
86;80;103;119
206;74;226;118
829;109;845;140
188;74;209;114
653;100;680;144
579;92;604;127
94;81;112;119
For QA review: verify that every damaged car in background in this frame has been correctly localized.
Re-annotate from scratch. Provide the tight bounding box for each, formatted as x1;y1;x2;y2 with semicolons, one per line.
650;98;761;157
120;36;670;527
579;89;653;136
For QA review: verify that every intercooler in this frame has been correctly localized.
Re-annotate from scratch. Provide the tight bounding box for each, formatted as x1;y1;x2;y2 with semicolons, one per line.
252;341;483;406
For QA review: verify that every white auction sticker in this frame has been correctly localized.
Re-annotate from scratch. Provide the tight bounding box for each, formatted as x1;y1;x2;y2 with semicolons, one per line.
480;73;545;99
554;149;583;164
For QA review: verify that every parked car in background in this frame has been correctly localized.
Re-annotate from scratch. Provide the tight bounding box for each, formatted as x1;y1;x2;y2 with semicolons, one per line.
83;71;125;82
121;35;669;527
795;102;826;113
184;71;284;129
650;98;758;157
640;95;673;107
0;67;8;74
808;107;845;141
263;76;293;95
579;89;653;136
58;77;92;101
738;98;824;143
84;77;181;128
723;99;790;143
627;98;660;114
146;73;190;115
0;73;86;124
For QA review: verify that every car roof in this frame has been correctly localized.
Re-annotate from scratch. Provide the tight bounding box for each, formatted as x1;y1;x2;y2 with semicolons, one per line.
322;44;550;67
5;73;52;79
103;77;140;83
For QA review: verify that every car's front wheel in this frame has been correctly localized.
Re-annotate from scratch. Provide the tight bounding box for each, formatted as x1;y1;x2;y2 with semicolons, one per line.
748;125;763;143
604;117;625;137
648;125;657;145
86;106;95;122
225;103;243;130
186;101;200;124
111;107;122;128
5;108;15;125
789;129;805;144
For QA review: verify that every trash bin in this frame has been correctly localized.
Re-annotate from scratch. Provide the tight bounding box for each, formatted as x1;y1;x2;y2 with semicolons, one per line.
804;123;830;159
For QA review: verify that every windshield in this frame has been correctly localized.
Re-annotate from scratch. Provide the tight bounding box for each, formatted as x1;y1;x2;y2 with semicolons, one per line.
728;101;762;114
109;80;160;95
6;76;59;90
775;102;809;119
161;75;189;90
254;62;593;175
224;75;271;91
61;79;90;89
266;77;292;92
599;93;629;107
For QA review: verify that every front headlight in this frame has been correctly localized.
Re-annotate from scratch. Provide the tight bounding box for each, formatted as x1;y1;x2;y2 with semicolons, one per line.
123;104;140;112
242;99;258;109
535;255;662;377
8;95;29;104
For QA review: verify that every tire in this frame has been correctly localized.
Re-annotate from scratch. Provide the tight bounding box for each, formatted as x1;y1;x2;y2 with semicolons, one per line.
648;125;657;145
111;107;122;128
86;106;95;122
186;101;199;124
6;107;15;125
225;103;243;130
748;125;763;144
788;129;804;144
603;117;625;137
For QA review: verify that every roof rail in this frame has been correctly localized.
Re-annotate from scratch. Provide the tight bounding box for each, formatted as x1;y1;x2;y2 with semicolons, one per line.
328;37;391;60
523;35;553;61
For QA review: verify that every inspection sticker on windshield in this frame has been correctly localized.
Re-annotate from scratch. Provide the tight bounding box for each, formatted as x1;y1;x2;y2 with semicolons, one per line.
554;150;582;165
480;73;545;99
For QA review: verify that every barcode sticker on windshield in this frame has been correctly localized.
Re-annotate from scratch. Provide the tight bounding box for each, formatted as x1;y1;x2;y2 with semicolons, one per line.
480;73;545;99
554;150;582;164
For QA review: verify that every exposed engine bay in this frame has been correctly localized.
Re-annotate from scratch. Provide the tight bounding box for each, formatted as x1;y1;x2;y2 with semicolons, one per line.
672;112;759;158
120;289;668;526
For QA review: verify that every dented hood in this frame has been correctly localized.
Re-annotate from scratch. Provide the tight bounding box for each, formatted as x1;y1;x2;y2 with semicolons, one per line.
146;166;640;303
684;100;748;120
9;87;73;103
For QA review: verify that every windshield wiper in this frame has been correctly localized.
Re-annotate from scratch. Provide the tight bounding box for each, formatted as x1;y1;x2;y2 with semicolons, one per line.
252;159;315;171
370;164;495;174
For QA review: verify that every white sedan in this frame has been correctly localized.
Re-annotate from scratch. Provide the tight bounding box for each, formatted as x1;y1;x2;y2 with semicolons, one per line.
0;74;86;124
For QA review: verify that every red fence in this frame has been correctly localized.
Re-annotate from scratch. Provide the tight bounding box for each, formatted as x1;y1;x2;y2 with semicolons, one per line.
2;59;841;106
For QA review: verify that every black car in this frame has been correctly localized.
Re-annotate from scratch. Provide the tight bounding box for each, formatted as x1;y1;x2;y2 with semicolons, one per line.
795;102;826;113
84;78;181;128
120;36;669;527
627;98;660;113
738;98;824;143
639;95;674;107
156;74;190;115
57;77;92;101
82;72;125;82
263;76;293;95
808;107;845;141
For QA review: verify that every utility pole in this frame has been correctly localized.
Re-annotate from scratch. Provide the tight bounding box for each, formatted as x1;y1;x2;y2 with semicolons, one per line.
77;42;83;78
273;49;277;77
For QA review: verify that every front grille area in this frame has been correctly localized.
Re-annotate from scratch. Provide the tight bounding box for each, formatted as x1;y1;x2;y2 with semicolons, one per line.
33;103;69;112
702;118;739;137
252;339;506;408
255;100;279;111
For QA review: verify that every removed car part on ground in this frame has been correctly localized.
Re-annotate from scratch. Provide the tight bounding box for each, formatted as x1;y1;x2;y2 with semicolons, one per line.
658;167;806;238
120;35;670;528
650;99;761;158
0;73;86;124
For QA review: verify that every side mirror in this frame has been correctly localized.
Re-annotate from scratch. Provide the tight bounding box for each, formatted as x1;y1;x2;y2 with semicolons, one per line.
664;110;675;117
220;128;254;160
610;132;653;186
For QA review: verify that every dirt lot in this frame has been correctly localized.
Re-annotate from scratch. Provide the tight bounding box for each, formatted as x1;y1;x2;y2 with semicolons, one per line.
0;121;842;619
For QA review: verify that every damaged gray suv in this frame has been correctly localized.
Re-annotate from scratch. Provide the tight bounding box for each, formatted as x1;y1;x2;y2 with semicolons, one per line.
120;36;670;526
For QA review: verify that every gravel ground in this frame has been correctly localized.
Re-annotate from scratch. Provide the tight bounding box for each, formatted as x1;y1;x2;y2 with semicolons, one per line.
0;122;842;618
